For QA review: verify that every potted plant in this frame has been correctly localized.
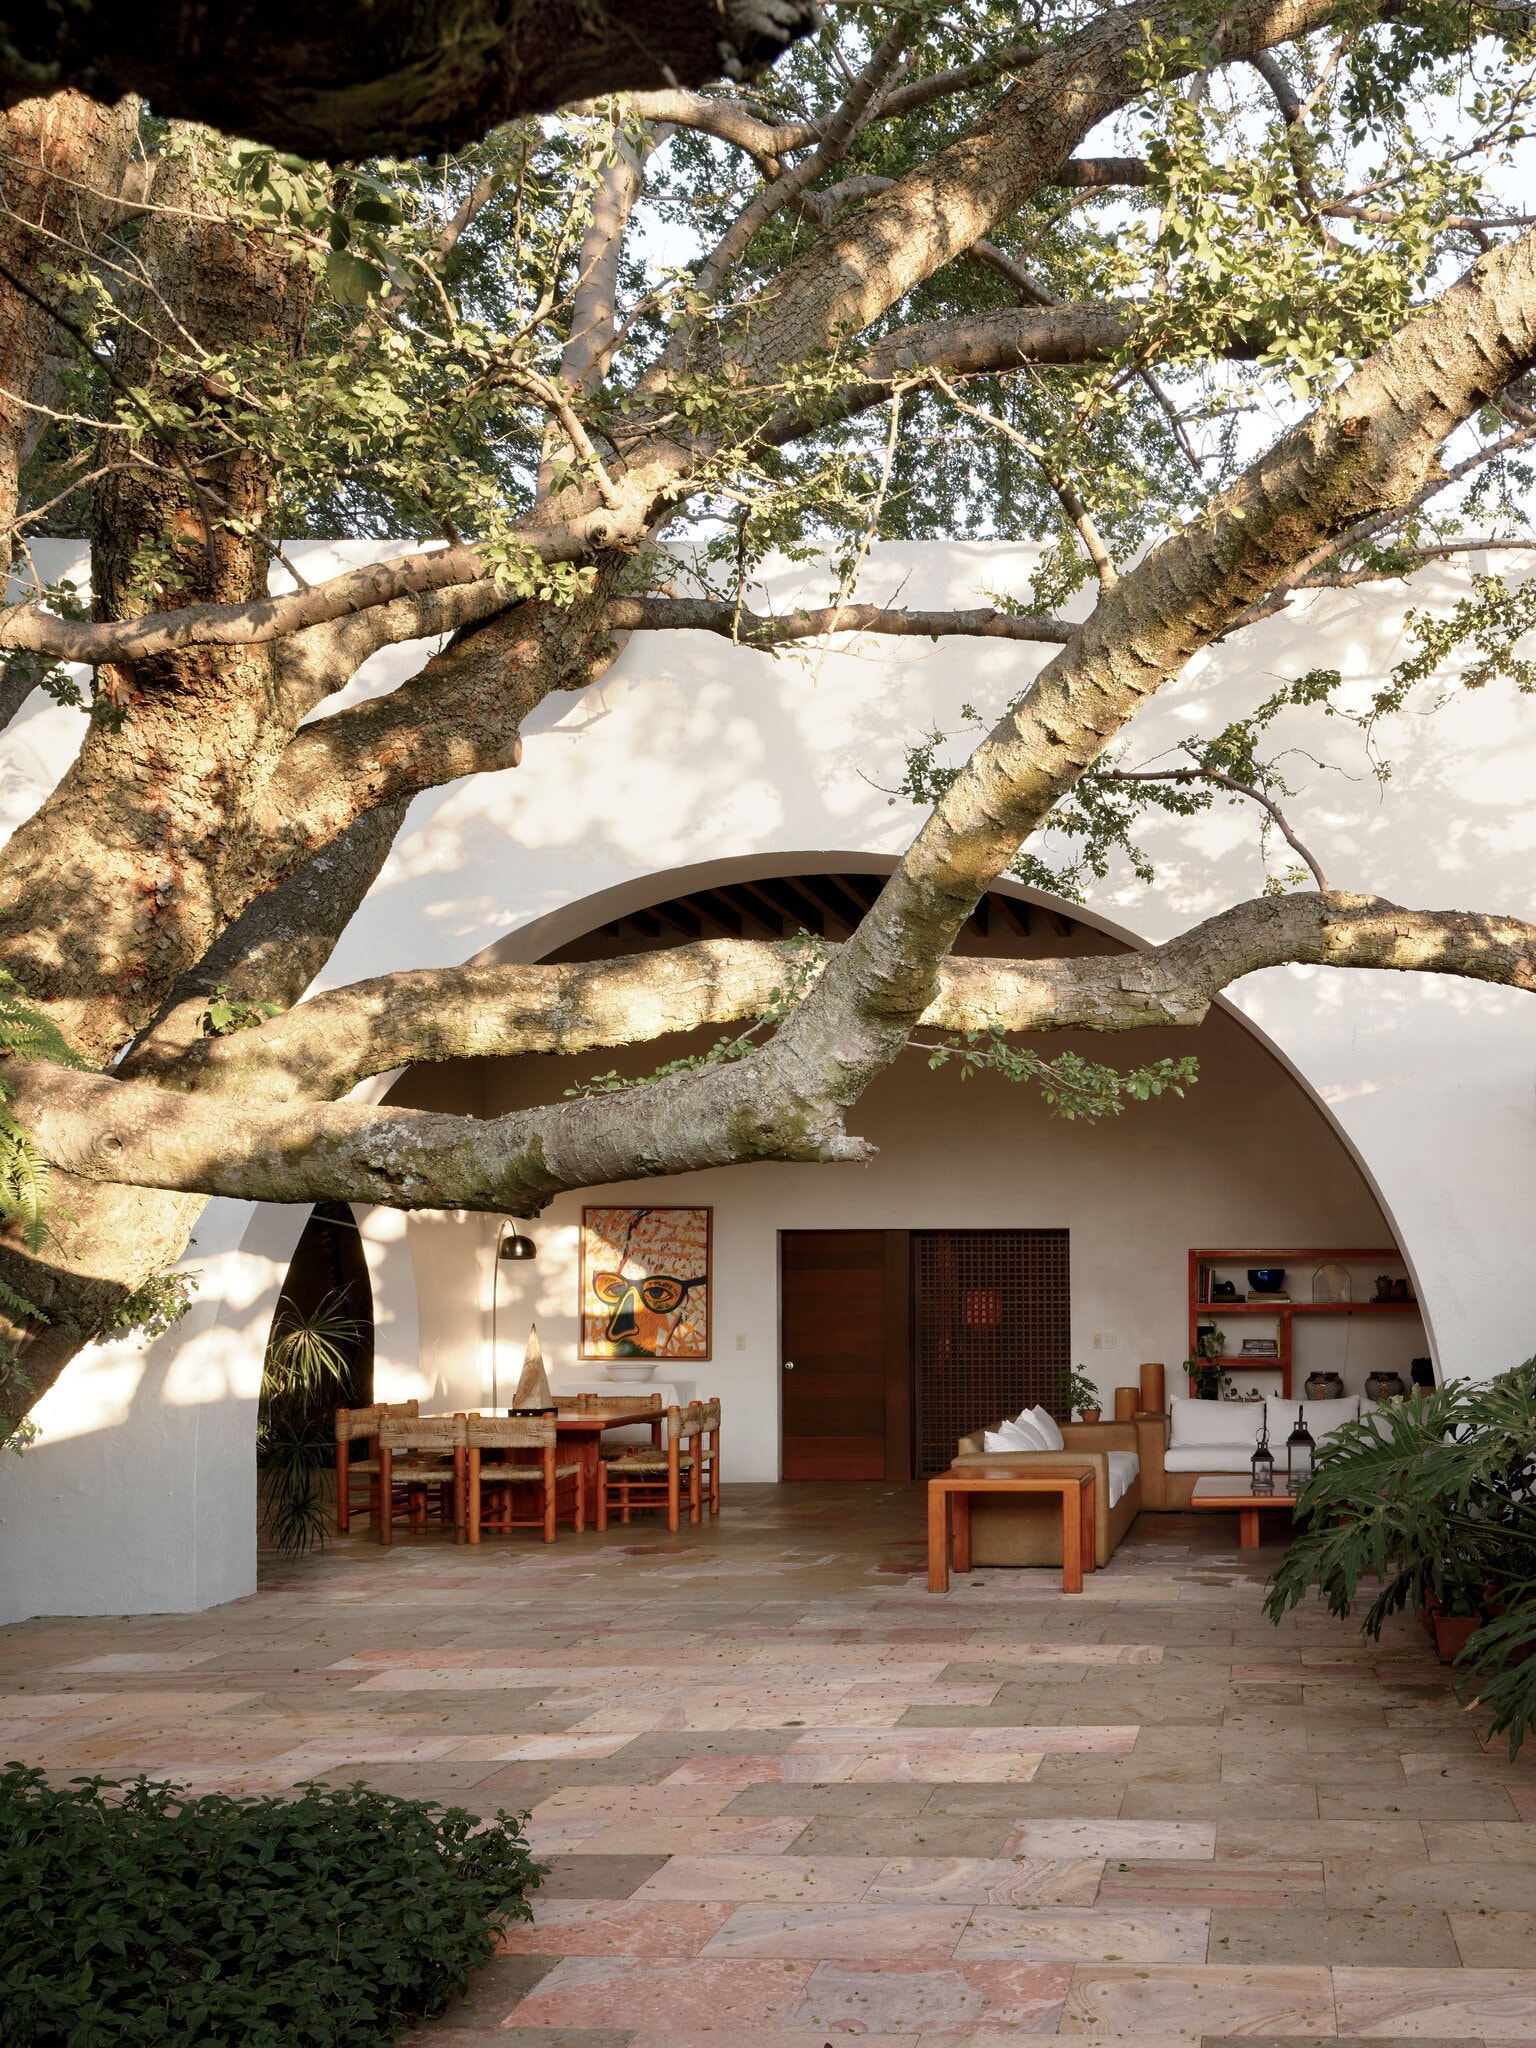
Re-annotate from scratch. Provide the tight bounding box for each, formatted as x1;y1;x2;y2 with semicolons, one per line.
1267;1358;1536;1755
1184;1328;1230;1399
1062;1365;1102;1423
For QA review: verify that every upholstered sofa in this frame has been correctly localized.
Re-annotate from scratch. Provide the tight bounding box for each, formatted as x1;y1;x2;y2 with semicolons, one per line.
950;1417;1160;1567
1136;1394;1366;1508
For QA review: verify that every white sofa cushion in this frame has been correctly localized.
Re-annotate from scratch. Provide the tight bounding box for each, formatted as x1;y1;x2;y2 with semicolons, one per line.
1106;1450;1140;1507
1266;1396;1360;1441
1019;1405;1066;1450
1168;1396;1265;1449
1164;1445;1266;1473
983;1417;1050;1453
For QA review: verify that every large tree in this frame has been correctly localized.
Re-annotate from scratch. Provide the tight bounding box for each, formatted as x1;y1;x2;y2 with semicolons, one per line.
2;0;1536;1433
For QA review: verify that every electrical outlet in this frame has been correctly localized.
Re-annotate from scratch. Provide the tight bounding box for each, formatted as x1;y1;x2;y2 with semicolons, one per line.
735;1334;746;1351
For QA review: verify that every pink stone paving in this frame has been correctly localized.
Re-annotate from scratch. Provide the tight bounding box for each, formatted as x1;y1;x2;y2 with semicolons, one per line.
3;1480;1531;2042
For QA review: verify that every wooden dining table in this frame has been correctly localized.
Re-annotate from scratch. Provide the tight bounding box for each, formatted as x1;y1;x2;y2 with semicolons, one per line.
549;1405;665;1522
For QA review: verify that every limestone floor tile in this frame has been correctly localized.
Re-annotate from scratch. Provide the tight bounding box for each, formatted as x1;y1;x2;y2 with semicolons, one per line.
535;1853;669;1898
1422;1827;1536;1863
1060;1963;1337;2036
1448;1915;1536;1968
531;1784;734;1817
496;1898;734;1957
701;1900;973;1959
1511;1791;1536;1824
955;1908;1209;1962
783;1957;1075;2033
632;1853;883;1901
569;1814;811;1854
1217;1824;1430;1861
866;1857;1105;1907
1333;1967;1536;2037
1320;1791;1522;1822
927;1787;1129;1820
1099;1864;1324;1908
788;1817;1018;1859
1324;1858;1536;1913
725;1781;933;1816
503;1955;818;2031
1123;1787;1321;1820
1006;1822;1217;1861
1208;1908;1460;1967
846;1754;1045;1784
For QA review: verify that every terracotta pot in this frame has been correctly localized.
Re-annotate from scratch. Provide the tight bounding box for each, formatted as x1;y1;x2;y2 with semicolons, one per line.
1431;1613;1480;1664
1080;1408;1101;1424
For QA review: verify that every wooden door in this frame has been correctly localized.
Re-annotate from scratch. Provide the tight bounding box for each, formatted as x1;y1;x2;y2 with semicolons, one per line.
779;1231;909;1479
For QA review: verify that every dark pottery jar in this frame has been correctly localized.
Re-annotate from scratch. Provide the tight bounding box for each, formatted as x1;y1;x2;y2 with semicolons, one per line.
1304;1372;1345;1401
1365;1370;1407;1402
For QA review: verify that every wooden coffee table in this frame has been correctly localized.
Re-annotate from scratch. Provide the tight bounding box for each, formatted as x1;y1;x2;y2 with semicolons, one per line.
927;1471;1096;1594
1190;1474;1298;1547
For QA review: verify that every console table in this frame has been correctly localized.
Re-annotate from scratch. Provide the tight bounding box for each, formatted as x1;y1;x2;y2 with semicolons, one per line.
926;1471;1096;1594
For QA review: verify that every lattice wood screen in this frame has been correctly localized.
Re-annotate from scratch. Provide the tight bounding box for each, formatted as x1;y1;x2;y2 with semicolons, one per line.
911;1229;1071;1476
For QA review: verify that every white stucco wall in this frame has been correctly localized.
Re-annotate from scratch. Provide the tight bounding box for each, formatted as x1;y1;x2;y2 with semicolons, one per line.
0;535;1530;1619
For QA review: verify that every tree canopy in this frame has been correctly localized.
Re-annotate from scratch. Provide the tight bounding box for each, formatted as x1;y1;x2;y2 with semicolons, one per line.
1;0;1535;1431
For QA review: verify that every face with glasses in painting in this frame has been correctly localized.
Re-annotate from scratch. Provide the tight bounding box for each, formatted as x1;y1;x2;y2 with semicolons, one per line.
591;1267;706;1355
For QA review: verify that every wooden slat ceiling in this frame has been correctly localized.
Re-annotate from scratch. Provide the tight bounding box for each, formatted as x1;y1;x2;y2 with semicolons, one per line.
600;873;1075;945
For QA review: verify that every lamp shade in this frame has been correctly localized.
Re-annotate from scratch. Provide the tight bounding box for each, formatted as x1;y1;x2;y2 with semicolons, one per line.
500;1229;536;1260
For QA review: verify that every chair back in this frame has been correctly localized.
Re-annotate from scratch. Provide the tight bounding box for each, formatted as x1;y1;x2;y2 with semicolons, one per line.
561;1392;662;1416
699;1398;721;1432
668;1402;706;1443
379;1415;462;1456
467;1414;555;1450
335;1399;417;1443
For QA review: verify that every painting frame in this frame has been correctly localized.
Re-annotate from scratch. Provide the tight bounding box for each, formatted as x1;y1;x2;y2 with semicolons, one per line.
580;1205;713;1362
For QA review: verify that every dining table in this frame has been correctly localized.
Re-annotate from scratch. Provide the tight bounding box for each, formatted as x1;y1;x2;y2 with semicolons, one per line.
547;1403;668;1523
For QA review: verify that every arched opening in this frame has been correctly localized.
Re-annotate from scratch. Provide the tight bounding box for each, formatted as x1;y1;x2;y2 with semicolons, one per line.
382;856;1429;1485
259;1201;376;1547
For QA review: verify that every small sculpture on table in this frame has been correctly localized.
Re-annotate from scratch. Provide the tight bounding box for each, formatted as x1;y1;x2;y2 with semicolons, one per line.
511;1324;554;1411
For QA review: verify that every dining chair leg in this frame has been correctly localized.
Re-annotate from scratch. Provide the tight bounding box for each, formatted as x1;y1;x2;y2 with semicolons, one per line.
468;1447;481;1544
620;1479;632;1525
543;1445;557;1543
688;1446;701;1525
596;1466;609;1531
335;1436;350;1534
378;1446;393;1544
708;1428;720;1513
667;1440;680;1534
573;1475;585;1534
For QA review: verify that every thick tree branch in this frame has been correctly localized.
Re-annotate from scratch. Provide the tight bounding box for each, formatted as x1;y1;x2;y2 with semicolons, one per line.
603;597;1075;645
0;2;820;159
15;892;1536;1209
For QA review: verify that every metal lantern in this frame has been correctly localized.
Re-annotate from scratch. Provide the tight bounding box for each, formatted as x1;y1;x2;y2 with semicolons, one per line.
1250;1423;1275;1494
1286;1405;1316;1488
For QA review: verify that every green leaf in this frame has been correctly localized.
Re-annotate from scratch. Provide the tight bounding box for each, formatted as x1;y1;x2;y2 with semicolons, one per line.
324;251;384;306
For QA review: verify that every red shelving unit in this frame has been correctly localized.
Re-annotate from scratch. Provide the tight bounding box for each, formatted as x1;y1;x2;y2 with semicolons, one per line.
1188;1247;1420;1399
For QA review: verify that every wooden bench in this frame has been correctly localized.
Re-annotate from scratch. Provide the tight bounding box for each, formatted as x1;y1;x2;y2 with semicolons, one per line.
927;1470;1096;1594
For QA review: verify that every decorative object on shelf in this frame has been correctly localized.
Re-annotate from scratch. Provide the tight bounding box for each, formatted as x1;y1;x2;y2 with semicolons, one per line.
1241;1338;1280;1357
1080;1407;1101;1423
1114;1386;1138;1421
1304;1371;1346;1400
1312;1263;1351;1303
1374;1274;1395;1301
511;1324;553;1409
1410;1357;1436;1392
1392;1277;1412;1302
1211;1278;1239;1301
1139;1360;1166;1414
1251;1423;1275;1494
1185;1326;1230;1400
1365;1370;1408;1403
581;1205;711;1360
1247;1268;1286;1293
1286;1406;1316;1486
602;1359;662;1384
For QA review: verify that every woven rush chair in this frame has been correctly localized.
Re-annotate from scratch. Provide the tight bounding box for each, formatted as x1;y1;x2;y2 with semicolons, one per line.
377;1415;463;1545
597;1402;703;1533
466;1414;584;1544
334;1400;419;1533
695;1398;722;1516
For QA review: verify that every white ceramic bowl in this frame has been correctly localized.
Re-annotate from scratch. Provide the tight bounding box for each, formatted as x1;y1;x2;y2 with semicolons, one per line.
602;1360;660;1384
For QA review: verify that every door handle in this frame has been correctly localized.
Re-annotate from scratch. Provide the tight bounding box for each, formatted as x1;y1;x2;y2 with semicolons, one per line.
783;1359;795;1371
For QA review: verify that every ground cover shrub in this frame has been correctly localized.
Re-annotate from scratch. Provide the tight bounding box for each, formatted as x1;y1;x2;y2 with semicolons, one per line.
0;1765;544;2045
1265;1359;1536;1756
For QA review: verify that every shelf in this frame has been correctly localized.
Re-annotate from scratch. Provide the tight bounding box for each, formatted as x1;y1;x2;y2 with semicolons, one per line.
1197;1300;1419;1313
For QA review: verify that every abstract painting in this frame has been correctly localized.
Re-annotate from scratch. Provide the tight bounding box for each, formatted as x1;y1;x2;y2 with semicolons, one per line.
580;1206;712;1360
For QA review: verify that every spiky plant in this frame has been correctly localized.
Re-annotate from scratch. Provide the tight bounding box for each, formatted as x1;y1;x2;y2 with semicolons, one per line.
258;1290;367;1557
